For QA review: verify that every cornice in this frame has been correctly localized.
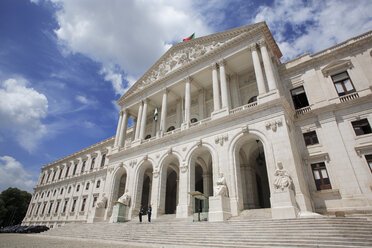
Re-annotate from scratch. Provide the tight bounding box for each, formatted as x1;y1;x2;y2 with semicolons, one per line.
118;22;280;106
41;136;114;170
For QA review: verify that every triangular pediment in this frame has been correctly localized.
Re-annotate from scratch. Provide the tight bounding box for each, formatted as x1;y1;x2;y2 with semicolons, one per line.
321;59;353;77
119;22;280;103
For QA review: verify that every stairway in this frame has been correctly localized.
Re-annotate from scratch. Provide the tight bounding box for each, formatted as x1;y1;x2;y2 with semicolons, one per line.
39;217;372;247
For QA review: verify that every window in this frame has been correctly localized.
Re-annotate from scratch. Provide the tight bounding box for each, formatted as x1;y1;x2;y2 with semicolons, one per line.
72;164;78;175
60;188;64;195
41;203;46;214
71;199;77;212
303;131;319;146
36;204;41;215
53;189;57;196
46;173;50;183
100;154;106;168
81;198;87;212
92;196;98;207
68;186;71;194
41;192;44;198
90;158;95;171
76;185;80;192
41;174;45;184
167;126;175;132
352;119;372;136
62;199;68;213
58;169;62;180
51;171;56;181
96;180;101;188
331;71;355;96
291;86;309;109
47;191;50;197
81;161;86;173
48;202;53;214
248;96;257;104
55;201;60;214
311;162;331;190
85;182;90;190
365;155;372;173
145;134;151;139
65;166;70;177
191;118;198;123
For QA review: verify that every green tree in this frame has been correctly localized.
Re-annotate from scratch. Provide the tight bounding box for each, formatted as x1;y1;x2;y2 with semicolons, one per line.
0;188;32;227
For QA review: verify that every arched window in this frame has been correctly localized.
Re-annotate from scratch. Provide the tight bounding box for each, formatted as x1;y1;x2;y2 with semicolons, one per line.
41;192;44;198
40;174;45;184
248;96;257;104
100;154;106;168
90;157;95;170
76;185;80;192
191;118;198;123
65;166;70;177
58;169;62;180
85;182;90;190
72;164;78;175
167;126;175;132
53;189;57;196
51;171;56;181
145;134;151;140
47;191;50;197
60;188;64;194
96;180;101;188
68;186;71;194
81;161;86;173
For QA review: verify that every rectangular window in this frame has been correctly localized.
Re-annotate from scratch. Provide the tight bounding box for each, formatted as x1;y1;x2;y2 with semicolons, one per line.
331;71;355;96
55;201;60;214
303;131;319;146
48;202;53;214
311;162;332;190
63;199;68;213
71;199;76;212
291;86;309;109
100;154;106;168
65;166;70;177
58;169;62;180
352;119;372;136
90;158;95;170
51;171;56;181
81;198;87;212
365;155;372;173
72;164;77;175
81;161;86;173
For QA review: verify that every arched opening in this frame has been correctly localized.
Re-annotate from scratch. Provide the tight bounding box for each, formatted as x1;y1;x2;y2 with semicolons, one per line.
135;162;153;214
167;126;175;132
159;155;180;215
141;174;151;209
112;168;127;202
236;138;270;210
248;96;257;104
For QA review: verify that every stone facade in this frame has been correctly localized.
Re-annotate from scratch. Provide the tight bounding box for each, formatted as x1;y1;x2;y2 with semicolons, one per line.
23;22;372;227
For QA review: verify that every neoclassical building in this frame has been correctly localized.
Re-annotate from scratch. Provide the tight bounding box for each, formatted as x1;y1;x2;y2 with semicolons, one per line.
23;22;372;227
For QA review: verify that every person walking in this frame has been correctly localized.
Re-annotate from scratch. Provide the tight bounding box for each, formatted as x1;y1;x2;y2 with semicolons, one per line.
139;205;144;223
147;205;152;223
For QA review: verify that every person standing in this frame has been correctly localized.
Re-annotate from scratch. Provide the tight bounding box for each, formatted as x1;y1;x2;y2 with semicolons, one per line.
147;205;152;223
139;205;144;223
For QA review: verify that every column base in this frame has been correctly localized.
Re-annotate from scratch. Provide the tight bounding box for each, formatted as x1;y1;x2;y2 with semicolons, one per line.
181;122;189;130
209;195;231;222
211;107;229;120
271;189;299;219
87;207;105;223
110;202;128;223
131;139;141;147
257;89;279;104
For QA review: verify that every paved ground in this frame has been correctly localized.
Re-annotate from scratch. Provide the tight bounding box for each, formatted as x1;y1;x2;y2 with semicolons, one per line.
0;234;151;248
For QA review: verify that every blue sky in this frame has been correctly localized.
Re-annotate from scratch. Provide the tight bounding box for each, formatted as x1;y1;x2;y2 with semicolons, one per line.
1;0;371;192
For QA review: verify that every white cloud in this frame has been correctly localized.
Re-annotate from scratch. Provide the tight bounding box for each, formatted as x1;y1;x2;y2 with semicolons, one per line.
45;0;212;95
253;0;372;61
0;156;37;193
0;78;48;152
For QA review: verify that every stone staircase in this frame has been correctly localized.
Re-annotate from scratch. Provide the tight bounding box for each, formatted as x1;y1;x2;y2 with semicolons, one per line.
39;217;372;247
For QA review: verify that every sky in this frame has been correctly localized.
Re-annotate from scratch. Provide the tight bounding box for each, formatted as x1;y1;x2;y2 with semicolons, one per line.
0;0;372;193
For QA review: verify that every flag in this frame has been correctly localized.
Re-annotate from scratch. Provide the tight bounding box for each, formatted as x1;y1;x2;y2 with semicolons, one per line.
154;107;158;122
183;33;195;42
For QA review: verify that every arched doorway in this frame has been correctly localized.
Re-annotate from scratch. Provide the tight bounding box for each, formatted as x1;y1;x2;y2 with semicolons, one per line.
236;138;270;210
135;161;153;213
112;168;127;202
159;155;179;215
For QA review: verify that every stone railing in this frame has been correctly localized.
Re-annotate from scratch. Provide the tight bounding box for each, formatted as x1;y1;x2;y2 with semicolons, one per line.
163;127;181;137
295;105;312;117
190;117;212;127
339;92;359;103
230;102;258;114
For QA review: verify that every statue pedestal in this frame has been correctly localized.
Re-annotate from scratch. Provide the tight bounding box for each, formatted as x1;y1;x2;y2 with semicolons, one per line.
110;202;128;223
271;189;299;219
87;207;106;223
209;195;231;222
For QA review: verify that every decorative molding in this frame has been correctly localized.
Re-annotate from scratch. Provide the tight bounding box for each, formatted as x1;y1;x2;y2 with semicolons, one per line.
167;147;173;155
180;163;188;173
129;160;137;168
214;134;228;146
321;59;353;77
355;142;372;157
153;171;159;178
143;155;148;161
265;119;283;132
241;125;249;133
304;152;330;164
196;139;203;147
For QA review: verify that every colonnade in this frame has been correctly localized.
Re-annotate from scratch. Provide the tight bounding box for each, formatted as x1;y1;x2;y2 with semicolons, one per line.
114;40;278;150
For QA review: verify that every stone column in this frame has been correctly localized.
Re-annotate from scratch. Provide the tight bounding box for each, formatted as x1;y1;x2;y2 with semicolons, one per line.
160;89;168;135
176;99;182;127
176;162;190;218
114;111;123;147
139;99;148;140
198;89;205;120
219;59;230;109
118;109;128;148
251;45;266;95
260;41;277;91
211;63;221;111
184;77;191;127
135;102;143;140
132;117;137;141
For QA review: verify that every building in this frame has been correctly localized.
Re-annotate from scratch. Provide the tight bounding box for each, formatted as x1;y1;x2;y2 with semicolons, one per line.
23;22;372;227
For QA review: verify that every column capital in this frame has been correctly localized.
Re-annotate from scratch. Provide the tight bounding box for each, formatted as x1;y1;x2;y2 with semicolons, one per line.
257;39;267;47
218;59;226;66
143;98;149;103
211;62;218;70
185;76;192;83
162;88;169;94
249;44;258;52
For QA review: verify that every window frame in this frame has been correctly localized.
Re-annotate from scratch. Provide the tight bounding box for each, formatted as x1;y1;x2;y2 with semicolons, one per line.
351;119;372;136
290;86;310;110
331;71;356;96
303;131;319;146
311;162;332;191
365;154;372;173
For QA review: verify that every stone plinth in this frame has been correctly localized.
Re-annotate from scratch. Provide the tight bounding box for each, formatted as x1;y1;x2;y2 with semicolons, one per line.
110;202;128;223
209;195;231;222
271;189;299;219
87;207;106;223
